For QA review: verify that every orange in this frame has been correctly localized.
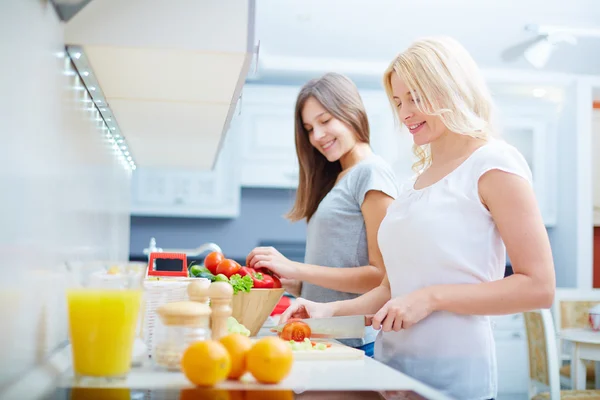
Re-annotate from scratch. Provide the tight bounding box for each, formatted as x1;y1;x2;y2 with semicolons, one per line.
181;340;231;387
246;337;294;384
219;333;253;379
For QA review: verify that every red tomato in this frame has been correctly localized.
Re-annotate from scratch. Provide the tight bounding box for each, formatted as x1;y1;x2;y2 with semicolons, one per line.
271;275;282;289
238;266;255;277
216;259;241;278
280;320;311;342
204;251;225;275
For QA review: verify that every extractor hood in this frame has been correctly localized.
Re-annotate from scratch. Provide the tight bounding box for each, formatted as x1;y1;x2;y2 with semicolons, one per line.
64;0;256;170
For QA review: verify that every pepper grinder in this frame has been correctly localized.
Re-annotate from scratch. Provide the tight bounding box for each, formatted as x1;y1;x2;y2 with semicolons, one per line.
207;281;233;340
187;278;211;305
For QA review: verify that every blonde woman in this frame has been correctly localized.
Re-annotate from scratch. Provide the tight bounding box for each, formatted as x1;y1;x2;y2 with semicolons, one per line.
278;38;555;399
246;72;399;356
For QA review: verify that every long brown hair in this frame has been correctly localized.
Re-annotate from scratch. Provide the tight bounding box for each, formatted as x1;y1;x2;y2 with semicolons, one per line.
287;72;370;222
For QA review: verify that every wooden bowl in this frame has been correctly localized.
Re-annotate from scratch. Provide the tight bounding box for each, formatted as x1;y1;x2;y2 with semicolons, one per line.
231;288;285;336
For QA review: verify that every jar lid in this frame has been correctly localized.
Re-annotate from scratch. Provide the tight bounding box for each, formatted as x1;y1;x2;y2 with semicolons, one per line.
157;301;212;326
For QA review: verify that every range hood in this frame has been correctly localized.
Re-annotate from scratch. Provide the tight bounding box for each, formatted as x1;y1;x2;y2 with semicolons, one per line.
64;0;256;170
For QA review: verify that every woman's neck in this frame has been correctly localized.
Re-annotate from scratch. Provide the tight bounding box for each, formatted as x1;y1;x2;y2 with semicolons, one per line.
339;142;372;170
429;131;486;167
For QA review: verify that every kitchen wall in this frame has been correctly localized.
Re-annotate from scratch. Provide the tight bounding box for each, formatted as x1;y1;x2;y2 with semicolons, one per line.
130;188;307;260
0;1;131;390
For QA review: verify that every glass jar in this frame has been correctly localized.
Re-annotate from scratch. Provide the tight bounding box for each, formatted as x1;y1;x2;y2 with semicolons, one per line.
153;301;211;370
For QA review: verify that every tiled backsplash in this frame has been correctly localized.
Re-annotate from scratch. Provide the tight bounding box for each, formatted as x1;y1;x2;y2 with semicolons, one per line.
0;2;130;389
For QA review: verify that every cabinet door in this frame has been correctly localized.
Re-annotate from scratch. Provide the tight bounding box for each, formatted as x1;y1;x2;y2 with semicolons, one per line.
130;119;241;218
500;117;556;226
593;110;600;226
240;103;299;188
492;314;530;395
239;85;300;188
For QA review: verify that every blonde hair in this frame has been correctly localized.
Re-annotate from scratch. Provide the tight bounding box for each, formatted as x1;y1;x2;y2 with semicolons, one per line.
287;72;370;222
383;36;496;172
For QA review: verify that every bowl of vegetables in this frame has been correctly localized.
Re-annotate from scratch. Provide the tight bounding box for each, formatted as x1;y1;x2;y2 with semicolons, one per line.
189;252;285;337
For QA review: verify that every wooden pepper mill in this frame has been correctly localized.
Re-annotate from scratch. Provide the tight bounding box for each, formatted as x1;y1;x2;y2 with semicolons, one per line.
207;281;233;340
187;278;211;305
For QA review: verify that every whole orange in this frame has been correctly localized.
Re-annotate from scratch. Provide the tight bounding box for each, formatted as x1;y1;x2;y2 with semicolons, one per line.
181;340;231;387
246;337;293;384
219;333;253;379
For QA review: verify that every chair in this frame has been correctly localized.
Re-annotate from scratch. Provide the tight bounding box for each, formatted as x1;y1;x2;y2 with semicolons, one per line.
552;289;600;388
522;309;600;399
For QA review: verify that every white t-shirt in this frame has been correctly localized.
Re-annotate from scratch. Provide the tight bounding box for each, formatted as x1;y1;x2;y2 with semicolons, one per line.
375;139;532;400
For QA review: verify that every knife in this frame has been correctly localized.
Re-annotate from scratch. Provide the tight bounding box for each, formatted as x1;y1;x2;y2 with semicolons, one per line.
271;315;374;339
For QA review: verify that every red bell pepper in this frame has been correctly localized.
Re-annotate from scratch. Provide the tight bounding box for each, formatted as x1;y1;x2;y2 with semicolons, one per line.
251;272;274;288
238;266;255;277
271;274;282;289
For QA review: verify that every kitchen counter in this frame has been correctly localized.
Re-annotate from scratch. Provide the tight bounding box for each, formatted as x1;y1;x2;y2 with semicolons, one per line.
60;357;451;398
8;343;453;400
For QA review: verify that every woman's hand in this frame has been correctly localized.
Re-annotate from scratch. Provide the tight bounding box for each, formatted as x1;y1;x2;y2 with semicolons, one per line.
246;246;299;279
279;298;336;324
371;288;435;331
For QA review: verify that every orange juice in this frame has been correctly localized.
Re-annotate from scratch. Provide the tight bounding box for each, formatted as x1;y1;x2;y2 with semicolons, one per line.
67;289;142;377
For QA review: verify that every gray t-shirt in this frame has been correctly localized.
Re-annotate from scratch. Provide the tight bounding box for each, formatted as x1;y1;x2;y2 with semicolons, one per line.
301;154;399;347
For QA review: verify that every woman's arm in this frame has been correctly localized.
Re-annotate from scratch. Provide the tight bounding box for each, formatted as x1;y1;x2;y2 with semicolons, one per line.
333;275;392;315
247;190;393;294
279;275;392;323
428;169;555;314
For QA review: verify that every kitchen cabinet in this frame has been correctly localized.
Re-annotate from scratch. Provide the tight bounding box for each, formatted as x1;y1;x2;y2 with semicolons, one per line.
239;85;301;188
130;117;242;218
492;314;530;397
593;109;600;226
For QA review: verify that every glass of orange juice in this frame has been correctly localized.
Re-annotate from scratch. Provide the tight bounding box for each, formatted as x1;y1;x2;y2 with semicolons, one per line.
66;261;143;382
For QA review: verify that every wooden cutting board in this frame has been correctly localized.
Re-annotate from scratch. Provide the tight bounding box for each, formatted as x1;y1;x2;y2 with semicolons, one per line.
291;339;365;361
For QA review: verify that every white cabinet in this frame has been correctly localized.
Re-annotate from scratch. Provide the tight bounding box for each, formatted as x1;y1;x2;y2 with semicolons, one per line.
593;109;600;226
239;85;300;188
130;118;241;218
492;314;530;397
500;116;557;226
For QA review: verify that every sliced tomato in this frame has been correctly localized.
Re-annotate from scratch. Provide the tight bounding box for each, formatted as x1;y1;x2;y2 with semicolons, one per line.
311;341;332;348
279;320;312;342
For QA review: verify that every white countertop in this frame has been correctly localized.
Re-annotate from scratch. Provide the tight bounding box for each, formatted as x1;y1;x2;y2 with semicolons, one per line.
3;335;453;400
56;357;451;399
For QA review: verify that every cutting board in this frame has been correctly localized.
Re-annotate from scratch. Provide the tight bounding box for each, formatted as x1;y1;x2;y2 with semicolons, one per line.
291;339;365;361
